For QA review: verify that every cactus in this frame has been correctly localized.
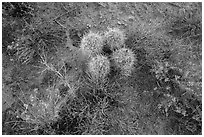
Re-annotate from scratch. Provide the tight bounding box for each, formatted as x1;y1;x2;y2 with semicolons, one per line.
80;31;103;57
112;47;136;76
104;28;126;51
88;55;110;81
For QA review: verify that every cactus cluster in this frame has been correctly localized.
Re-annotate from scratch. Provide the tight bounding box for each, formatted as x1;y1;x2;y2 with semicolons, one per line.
80;27;135;81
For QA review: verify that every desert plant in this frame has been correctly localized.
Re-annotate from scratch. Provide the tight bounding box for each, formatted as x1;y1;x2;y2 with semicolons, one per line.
80;31;103;57
112;47;136;76
103;28;126;51
19;86;65;126
87;55;110;83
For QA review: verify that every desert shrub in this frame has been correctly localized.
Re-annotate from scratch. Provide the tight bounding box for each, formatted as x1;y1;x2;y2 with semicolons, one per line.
80;31;103;57
150;59;202;135
103;28;126;51
111;47;136;76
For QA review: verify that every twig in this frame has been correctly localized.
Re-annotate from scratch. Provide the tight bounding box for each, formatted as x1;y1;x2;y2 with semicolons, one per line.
53;19;67;29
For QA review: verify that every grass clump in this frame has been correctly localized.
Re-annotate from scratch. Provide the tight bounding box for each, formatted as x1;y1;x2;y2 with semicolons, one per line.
112;47;136;76
87;54;110;82
80;31;103;57
104;28;126;51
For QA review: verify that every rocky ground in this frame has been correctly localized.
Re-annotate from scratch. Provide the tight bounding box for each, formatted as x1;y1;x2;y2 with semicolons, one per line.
2;2;202;135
